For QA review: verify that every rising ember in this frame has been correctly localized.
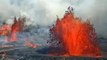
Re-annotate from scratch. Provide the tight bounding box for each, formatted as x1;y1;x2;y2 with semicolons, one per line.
49;7;101;57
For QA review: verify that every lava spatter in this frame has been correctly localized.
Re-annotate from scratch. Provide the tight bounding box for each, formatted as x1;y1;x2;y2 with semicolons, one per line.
49;8;101;57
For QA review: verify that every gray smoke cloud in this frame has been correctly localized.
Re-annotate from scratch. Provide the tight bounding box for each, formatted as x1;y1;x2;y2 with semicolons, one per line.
0;0;107;37
0;0;71;26
73;0;107;37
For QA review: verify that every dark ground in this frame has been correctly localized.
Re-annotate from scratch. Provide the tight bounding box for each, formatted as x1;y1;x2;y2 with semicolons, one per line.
0;38;106;60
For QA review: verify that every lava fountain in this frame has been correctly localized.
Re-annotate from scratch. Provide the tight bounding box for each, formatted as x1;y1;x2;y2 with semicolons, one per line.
0;17;25;42
10;17;25;42
49;8;101;57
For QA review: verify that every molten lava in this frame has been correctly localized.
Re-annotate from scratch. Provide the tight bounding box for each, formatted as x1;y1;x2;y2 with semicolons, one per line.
49;9;101;56
0;24;11;36
10;17;25;42
25;40;37;48
0;17;25;42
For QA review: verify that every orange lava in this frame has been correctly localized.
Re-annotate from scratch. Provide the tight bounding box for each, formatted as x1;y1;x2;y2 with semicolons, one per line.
0;23;11;42
0;17;25;42
0;24;11;36
10;17;25;42
49;9;101;56
25;40;37;48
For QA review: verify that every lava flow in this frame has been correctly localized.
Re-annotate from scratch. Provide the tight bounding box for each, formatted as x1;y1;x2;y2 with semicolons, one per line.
25;40;37;48
49;7;101;57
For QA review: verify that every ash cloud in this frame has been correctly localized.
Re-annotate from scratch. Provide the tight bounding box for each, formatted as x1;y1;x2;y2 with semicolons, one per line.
0;0;107;37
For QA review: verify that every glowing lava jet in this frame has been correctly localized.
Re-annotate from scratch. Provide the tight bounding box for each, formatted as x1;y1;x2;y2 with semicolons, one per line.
49;7;101;57
10;17;25;42
0;22;11;42
0;17;25;42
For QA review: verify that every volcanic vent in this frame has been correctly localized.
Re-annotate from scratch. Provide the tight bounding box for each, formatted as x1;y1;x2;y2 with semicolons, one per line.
48;7;101;57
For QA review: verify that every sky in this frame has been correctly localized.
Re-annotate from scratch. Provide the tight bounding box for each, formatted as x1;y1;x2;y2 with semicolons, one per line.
0;0;107;37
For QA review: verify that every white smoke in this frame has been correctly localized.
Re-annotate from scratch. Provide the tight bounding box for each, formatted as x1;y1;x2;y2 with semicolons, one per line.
0;0;71;26
73;0;107;37
0;0;107;37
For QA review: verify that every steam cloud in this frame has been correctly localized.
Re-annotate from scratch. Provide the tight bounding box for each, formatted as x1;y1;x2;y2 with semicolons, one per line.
0;0;107;37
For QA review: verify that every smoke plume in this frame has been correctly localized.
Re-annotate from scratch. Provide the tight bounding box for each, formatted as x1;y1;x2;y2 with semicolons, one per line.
0;0;107;37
